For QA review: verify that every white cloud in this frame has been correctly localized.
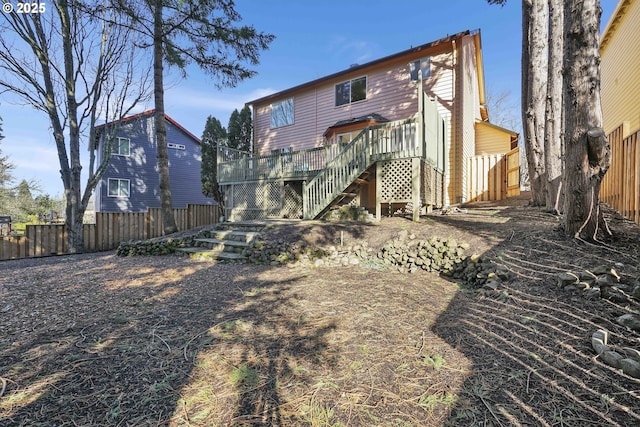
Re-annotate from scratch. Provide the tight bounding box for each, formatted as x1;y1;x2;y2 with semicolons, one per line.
325;36;377;66
164;86;277;114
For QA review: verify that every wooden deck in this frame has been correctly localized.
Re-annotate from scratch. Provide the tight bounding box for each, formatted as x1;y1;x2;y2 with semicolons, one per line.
218;99;447;220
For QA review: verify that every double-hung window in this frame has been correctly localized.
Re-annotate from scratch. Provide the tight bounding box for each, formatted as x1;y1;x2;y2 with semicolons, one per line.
335;76;367;107
270;98;294;128
111;137;131;156
108;178;130;197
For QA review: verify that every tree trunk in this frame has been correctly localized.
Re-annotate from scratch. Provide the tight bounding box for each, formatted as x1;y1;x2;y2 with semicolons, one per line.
562;0;610;239
153;0;178;235
521;0;548;206
59;0;85;253
544;0;565;213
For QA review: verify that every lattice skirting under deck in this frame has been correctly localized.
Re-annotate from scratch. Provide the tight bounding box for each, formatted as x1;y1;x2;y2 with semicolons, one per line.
223;181;303;221
379;158;413;202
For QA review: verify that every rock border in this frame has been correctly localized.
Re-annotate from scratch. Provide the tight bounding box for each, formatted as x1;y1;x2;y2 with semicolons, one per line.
592;329;640;378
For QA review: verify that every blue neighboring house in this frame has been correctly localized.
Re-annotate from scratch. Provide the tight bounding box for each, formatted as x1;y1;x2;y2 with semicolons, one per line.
94;109;216;212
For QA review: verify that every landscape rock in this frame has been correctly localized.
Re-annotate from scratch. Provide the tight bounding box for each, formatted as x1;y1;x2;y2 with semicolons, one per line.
591;330;610;355
584;288;602;300
557;272;579;288
617;314;640;332
620;358;640;378
622;347;640;362
601;350;624;368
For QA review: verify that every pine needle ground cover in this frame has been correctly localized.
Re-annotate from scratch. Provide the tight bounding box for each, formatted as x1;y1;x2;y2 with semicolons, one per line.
2;199;639;426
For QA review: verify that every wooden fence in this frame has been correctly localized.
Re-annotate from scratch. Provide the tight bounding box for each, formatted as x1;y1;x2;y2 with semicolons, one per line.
601;125;640;224
467;147;520;202
0;204;219;261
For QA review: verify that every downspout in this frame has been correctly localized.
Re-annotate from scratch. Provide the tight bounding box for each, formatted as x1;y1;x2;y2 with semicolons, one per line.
448;38;457;207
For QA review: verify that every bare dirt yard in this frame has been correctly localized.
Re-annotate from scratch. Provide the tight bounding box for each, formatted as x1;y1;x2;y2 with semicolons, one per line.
1;198;640;426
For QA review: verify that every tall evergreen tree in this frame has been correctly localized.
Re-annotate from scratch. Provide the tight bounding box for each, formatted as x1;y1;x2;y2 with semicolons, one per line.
112;0;273;234
226;106;252;152
201;115;227;215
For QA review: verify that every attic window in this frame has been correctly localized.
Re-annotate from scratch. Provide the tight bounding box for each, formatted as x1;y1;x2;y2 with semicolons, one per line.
271;98;294;128
335;76;367;107
410;57;432;80
168;143;186;150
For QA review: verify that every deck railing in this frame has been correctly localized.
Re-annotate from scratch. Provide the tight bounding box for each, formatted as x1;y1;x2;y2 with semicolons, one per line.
218;144;343;183
304;118;419;219
218;97;445;220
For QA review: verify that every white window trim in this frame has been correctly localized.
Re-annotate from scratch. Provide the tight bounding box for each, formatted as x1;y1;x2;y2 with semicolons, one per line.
410;57;432;81
111;137;131;156
335;76;367;107
107;178;130;198
270;97;295;129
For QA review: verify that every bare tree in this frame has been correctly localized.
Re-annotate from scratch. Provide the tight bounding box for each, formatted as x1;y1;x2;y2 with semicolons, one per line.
562;0;610;239
544;0;564;213
522;0;548;206
0;0;150;252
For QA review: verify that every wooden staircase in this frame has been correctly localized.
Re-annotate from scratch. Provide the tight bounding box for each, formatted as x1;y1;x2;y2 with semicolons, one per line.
304;129;374;219
304;116;421;220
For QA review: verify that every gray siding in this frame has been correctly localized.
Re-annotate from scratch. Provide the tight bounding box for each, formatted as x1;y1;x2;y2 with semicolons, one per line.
97;114;215;213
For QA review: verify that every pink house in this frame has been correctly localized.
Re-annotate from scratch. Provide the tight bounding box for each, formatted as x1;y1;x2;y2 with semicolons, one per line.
218;29;518;221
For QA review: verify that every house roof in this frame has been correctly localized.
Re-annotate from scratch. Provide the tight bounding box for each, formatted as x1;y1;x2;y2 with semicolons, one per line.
476;120;520;149
248;29;483;107
323;113;390;137
95;109;201;144
601;0;633;51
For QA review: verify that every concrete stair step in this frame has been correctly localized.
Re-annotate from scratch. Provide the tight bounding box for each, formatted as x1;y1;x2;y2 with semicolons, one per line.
215;221;266;232
194;238;251;251
176;247;246;261
209;230;261;243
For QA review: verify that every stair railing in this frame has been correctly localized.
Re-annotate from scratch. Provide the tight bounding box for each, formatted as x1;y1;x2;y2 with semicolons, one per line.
303;117;417;219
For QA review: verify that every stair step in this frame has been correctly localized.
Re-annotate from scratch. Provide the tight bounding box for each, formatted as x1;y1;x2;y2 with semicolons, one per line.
209;230;261;243
354;178;369;184
194;238;251;251
176;247;246;261
215;221;266;232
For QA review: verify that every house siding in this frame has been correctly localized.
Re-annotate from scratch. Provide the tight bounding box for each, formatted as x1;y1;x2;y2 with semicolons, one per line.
253;49;455;155
475;122;512;155
601;0;640;136
448;35;481;204
97;114;215;213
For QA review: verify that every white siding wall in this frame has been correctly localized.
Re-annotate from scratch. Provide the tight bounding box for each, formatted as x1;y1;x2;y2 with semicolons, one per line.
448;35;481;204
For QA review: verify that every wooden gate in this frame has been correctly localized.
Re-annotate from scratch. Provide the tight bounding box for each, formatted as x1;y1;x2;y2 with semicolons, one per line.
467;147;520;202
506;147;521;197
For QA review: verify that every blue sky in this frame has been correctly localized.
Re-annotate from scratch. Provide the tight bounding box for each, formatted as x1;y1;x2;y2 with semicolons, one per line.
0;0;620;197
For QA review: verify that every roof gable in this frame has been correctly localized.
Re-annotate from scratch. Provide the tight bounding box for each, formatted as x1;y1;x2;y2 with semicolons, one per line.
96;109;201;144
601;0;633;51
249;29;480;106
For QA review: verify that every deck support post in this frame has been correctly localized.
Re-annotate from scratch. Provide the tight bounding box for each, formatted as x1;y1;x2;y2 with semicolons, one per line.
412;158;421;222
375;161;383;221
